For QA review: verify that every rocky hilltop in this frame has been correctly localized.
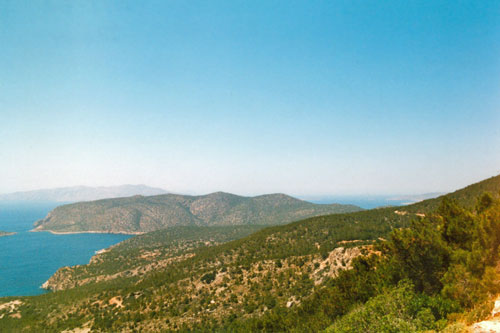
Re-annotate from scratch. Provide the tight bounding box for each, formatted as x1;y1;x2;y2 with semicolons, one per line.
33;192;362;234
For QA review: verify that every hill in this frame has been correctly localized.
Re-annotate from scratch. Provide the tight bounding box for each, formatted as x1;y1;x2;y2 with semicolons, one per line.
32;192;363;234
1;175;499;332
41;225;266;291
0;185;167;203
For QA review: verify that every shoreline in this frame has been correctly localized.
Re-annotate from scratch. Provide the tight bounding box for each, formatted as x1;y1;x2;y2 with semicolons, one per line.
29;229;144;236
0;232;17;237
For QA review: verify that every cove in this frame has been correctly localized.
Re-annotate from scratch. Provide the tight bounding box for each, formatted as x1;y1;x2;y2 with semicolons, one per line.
0;202;132;297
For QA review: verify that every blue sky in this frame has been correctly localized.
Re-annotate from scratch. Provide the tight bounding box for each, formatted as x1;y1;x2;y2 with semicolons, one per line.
1;1;499;195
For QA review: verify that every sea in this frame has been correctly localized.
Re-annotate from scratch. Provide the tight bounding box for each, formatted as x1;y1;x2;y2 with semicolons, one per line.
0;202;132;297
306;196;411;209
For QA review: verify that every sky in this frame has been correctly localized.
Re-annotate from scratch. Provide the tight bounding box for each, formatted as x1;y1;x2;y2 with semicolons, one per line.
1;0;499;196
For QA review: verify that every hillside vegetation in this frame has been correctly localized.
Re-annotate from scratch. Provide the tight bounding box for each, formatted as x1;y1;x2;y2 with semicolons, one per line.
32;192;362;234
42;225;265;291
0;175;499;332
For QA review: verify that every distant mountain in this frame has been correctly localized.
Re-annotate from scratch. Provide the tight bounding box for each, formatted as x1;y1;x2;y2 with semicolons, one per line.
32;192;363;234
0;185;168;203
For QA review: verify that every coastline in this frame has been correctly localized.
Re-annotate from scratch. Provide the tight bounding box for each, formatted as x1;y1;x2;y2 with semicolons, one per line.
29;228;144;236
41;247;111;291
0;232;17;237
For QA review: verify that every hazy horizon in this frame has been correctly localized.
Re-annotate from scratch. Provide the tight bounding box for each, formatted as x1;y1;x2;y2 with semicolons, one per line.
2;1;499;196
0;181;467;199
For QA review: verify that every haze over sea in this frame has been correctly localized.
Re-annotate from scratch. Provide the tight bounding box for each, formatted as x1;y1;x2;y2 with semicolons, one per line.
0;202;131;297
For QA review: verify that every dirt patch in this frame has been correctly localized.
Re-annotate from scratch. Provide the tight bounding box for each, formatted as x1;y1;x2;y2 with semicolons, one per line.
471;320;500;332
337;240;363;245
0;300;22;312
470;296;500;332
61;321;93;333
109;296;124;308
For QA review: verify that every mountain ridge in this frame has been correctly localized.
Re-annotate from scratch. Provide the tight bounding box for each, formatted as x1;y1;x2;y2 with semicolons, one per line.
0;184;168;203
33;192;363;234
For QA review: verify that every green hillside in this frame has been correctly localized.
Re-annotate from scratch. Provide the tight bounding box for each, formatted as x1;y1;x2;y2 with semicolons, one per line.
1;175;499;332
32;192;362;234
42;225;265;291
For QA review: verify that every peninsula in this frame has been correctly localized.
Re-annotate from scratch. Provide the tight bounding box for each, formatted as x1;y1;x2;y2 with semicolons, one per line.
32;192;362;234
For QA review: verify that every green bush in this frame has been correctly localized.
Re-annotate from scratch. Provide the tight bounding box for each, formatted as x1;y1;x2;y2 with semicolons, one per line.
325;281;439;332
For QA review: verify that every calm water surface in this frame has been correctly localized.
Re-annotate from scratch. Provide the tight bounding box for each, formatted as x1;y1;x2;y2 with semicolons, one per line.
0;202;131;297
307;196;409;209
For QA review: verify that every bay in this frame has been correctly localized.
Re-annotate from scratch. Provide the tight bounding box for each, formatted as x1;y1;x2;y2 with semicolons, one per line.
0;202;131;297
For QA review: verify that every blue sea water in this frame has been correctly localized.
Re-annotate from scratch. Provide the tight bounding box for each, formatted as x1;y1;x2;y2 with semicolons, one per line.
307;196;410;209
0;202;132;297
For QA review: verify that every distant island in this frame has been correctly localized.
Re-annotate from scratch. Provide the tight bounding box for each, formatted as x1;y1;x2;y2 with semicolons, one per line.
0;184;167;203
0;231;16;237
32;192;363;234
